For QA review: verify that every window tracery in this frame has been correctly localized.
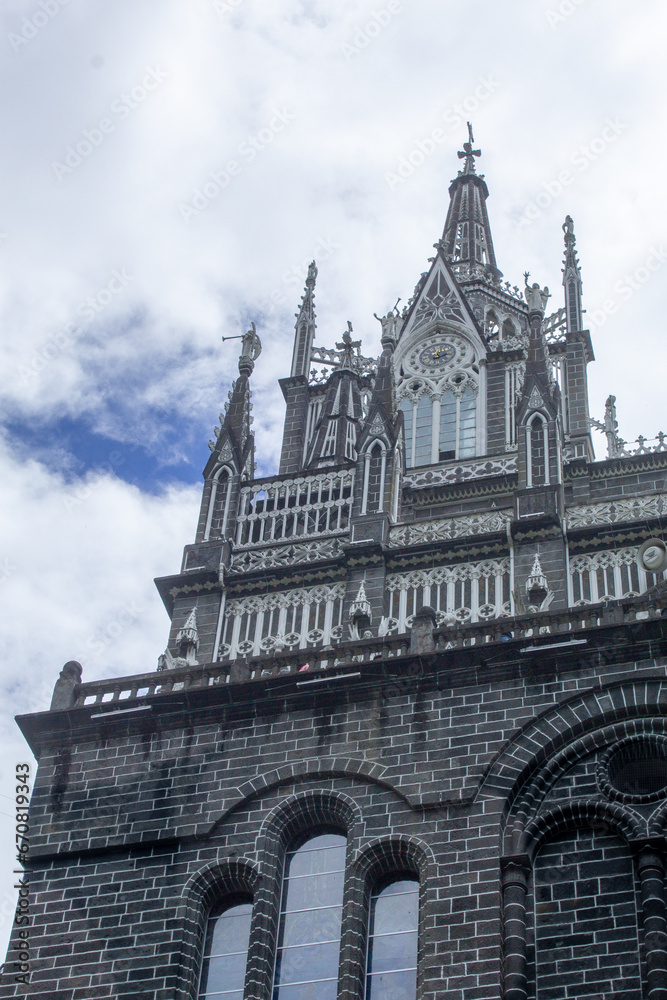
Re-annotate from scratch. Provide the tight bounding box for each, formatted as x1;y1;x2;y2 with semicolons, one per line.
396;332;480;467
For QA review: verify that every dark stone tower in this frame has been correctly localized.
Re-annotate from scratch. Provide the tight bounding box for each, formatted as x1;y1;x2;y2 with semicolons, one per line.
4;132;667;1000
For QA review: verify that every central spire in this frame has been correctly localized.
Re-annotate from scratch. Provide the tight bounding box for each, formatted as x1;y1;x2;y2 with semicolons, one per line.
441;123;502;279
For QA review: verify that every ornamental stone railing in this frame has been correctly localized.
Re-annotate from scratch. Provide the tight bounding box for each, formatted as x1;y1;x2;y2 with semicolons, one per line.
51;593;664;713
236;470;354;547
403;455;517;490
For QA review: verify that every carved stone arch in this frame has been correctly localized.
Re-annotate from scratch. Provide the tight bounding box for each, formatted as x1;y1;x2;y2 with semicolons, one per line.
207;759;399;841
353;834;436;885
521;799;643;860
363;435;388;455
503;716;667;854
257;787;363;859
480;675;667;807
173;857;259;1000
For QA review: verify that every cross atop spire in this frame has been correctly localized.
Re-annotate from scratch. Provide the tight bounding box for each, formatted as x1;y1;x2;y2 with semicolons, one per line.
457;122;481;175
336;322;362;370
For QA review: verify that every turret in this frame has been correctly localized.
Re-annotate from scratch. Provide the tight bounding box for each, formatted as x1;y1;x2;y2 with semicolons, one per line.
560;216;595;461
305;325;364;469
195;324;260;544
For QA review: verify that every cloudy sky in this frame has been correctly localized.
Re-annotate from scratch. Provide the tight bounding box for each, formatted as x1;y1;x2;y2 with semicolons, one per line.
0;0;665;952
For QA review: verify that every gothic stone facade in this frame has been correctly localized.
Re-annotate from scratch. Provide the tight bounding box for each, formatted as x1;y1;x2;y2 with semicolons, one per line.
3;136;667;1000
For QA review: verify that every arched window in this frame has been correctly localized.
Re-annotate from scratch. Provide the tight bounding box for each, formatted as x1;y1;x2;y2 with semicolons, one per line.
485;311;500;338
273;832;347;1000
527;413;549;487
502;318;516;340
366;878;419;1000
205;467;232;540
198;899;252;1000
362;442;386;515
400;398;414;467
459;386;476;458
413;395;431;467
439;390;456;460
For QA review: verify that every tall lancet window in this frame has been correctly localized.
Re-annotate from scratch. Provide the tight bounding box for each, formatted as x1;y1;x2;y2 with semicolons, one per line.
198;900;252;1000
273;832;346;1000
527;413;549;487
204;467;232;541
366;879;419;1000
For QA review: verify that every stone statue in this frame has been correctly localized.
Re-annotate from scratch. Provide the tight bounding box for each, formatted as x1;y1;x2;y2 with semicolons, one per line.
523;273;550;313
374;310;399;343
240;322;262;363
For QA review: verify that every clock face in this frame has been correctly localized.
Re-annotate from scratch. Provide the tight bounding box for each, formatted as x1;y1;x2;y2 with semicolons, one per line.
418;342;456;367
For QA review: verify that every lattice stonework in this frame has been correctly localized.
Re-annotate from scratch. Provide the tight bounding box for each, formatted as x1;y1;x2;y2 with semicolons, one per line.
568;547;667;605
386;558;511;632
219;582;346;659
567;495;667;529
236;471;354;547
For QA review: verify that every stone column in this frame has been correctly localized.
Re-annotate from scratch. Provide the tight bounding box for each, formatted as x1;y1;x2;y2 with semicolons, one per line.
501;855;531;1000
635;841;667;1000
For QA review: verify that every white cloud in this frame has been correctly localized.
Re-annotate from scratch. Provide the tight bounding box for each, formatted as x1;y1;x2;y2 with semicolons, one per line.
0;434;199;953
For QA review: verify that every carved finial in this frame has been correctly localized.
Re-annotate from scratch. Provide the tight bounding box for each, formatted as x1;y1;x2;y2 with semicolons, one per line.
176;609;200;666
525;554;552;610
348;580;373;639
306;260;318;286
457;122;481;174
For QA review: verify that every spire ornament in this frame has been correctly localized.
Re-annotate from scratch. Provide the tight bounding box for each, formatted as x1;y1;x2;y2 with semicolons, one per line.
457;121;481;175
335;322;361;370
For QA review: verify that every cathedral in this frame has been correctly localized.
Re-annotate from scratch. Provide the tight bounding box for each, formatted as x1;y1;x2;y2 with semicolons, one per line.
4;129;667;1000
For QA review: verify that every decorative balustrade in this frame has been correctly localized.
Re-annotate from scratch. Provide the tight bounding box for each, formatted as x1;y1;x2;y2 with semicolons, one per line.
235;470;354;547
64;594;664;713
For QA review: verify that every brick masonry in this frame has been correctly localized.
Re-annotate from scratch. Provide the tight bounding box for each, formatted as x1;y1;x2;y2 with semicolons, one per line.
3;637;667;999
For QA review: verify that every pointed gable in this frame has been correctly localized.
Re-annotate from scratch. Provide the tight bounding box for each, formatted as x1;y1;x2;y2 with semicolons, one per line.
398;251;484;354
